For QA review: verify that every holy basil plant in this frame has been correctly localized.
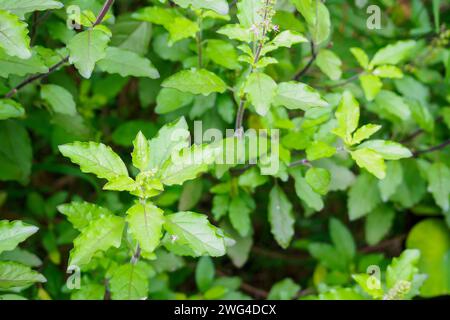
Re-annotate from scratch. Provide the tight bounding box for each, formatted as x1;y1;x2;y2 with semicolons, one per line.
0;0;449;301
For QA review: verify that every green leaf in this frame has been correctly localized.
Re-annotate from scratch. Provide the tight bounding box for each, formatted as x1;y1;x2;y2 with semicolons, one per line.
378;161;403;202
238;167;268;190
41;84;77;116
306;1;330;45
103;176;137;192
0;120;32;183
98;47;159;78
163;211;227;257
274;82;328;111
358;140;412;160
0;220;38;254
0;10;31;59
291;169;324;212
155;88;193;114
267;30;307;51
111;18;151;56
305;167;330;195
374;90;411;122
433;0;441;32
350;47;369;69
237;0;264;28
351;124;381;145
317;287;365;300
57;201;112;231
360;74;382;102
365;205;395;245
195;256;215;293
316;49;342;80
190;94;217;119
408;99;434;133
0;261;45;289
329;218;356;261
406;219;450;297
268;185;295;249
132;131;151;172
205;39;240;70
111;120;157;147
159;144;214;186
348;173;381;220
166;17;199;44
69;215;125;267
0;0;63;19
148;117;190;171
110;262;150;300
305;141;336;161
308;243;347;271
0;48;48;77
178;179;203;211
390;159;427;208
132;7;178;26
386;249;420;289
0;248;42;267
212;194;229;220
319;159;356;192
224;223;252;268
352;274;384;299
217;24;251;42
173;0;229;15
268;278;300;300
291;0;315;24
71;283;105;300
229;195;252;237
350;148;386;179
395;76;429;106
162;69;227;96
427;163;450;212
333;91;360;144
59;141;128;181
126;202;164;256
0;99;25;120
244;72;277;116
369;40;416;68
67;28;110;78
373;65;403;79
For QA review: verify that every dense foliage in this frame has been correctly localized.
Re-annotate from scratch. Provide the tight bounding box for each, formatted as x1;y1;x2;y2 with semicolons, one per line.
0;0;449;301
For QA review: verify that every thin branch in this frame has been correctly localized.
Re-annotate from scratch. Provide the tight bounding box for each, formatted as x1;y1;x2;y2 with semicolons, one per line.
413;139;450;157
401;128;424;143
293;40;317;80
234;98;246;135
294;288;316;299
103;279;111;300
401;117;443;143
360;235;406;254
240;282;269;299
94;0;115;27
216;269;268;299
253;0;271;64
288;158;311;168
5;56;69;98
130;243;141;264
4;0;115;98
252;246;306;262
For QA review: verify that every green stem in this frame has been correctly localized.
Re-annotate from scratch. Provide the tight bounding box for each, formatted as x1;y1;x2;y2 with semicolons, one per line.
234;0;271;135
